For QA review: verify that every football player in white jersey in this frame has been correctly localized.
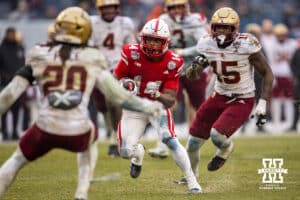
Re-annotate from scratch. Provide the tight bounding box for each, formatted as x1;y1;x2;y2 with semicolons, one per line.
267;24;298;132
148;0;209;158
178;7;273;184
89;0;137;157
0;7;163;200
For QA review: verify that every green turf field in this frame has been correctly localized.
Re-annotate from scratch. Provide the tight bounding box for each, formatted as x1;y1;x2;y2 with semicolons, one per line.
0;134;299;200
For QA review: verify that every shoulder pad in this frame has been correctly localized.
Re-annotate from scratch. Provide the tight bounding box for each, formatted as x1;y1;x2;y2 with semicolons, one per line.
235;33;261;54
188;13;207;26
79;47;108;70
26;45;49;66
196;34;213;51
119;16;135;30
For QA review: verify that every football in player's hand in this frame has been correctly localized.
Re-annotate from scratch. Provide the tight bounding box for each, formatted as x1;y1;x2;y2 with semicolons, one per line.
120;78;137;95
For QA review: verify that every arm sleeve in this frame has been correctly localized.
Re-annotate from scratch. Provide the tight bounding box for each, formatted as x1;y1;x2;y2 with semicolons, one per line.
15;65;35;85
0;76;29;114
113;48;130;79
162;62;182;90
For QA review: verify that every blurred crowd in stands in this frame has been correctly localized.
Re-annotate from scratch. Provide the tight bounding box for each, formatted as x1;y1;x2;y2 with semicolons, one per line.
0;0;299;36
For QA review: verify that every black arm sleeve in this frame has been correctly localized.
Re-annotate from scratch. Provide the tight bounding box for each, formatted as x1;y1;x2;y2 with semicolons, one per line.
15;65;35;85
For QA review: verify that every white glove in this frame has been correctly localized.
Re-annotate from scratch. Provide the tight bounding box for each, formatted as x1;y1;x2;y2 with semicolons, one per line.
144;82;161;98
254;99;267;127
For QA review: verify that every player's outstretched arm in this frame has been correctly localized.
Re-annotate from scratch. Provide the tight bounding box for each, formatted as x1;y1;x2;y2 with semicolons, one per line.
95;71;163;117
0;77;29;114
0;65;34;114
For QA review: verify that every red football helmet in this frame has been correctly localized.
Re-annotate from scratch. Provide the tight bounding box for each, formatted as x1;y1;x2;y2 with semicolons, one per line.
140;19;170;58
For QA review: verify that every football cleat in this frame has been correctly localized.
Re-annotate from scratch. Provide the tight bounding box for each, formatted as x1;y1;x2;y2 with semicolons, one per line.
108;144;120;158
207;156;226;171
74;198;86;200
130;163;142;178
189;187;202;194
148;147;169;159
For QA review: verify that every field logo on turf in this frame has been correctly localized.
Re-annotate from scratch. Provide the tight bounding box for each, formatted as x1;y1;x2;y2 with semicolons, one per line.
258;158;288;190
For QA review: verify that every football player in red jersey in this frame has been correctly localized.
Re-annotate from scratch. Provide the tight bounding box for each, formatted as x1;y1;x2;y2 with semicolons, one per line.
0;7;163;200
114;18;202;193
148;0;209;159
177;7;273;184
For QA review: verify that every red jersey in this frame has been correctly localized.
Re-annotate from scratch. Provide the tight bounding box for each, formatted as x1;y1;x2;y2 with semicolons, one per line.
114;44;183;100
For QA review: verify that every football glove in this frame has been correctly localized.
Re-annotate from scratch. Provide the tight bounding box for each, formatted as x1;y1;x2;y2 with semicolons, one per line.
193;54;209;68
145;82;161;98
254;99;267;127
186;54;209;80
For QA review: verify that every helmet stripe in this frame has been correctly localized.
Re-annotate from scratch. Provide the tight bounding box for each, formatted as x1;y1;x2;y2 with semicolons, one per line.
154;19;160;33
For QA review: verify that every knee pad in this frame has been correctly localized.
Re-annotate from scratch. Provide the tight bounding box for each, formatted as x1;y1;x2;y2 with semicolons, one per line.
210;128;230;149
186;136;204;152
162;137;179;151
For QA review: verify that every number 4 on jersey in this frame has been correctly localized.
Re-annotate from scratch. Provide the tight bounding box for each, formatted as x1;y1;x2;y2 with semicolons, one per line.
103;33;115;49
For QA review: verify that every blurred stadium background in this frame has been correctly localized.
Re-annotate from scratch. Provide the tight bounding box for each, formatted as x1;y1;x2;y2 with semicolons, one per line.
0;0;300;199
0;0;300;51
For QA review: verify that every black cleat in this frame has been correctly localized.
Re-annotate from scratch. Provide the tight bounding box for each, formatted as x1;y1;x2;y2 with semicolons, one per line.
74;198;86;200
207;156;226;171
130;163;142;178
108;144;120;158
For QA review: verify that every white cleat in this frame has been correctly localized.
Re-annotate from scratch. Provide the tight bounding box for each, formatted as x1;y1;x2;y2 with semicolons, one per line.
148;147;169;158
187;175;202;194
189;187;202;194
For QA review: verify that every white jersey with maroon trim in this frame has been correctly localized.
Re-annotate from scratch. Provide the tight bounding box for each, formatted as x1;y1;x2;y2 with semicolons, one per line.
267;38;298;77
89;15;136;70
26;44;107;135
159;12;207;49
196;33;261;97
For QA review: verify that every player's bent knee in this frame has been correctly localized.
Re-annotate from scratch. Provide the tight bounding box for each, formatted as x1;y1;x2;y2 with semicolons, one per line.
162;137;179;151
210;128;229;149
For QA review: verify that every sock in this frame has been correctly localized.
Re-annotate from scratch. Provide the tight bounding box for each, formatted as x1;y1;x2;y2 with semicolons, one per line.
131;143;145;166
88;141;98;181
75;151;90;200
165;137;200;190
0;148;28;197
186;135;206;177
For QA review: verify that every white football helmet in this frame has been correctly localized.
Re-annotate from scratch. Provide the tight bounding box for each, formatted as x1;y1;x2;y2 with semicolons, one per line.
140;19;170;58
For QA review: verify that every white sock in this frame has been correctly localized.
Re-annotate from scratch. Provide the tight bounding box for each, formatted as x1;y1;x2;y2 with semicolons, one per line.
75;151;91;200
186;135;206;177
89;141;98;181
0;148;28;197
166;138;200;190
131;143;145;166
